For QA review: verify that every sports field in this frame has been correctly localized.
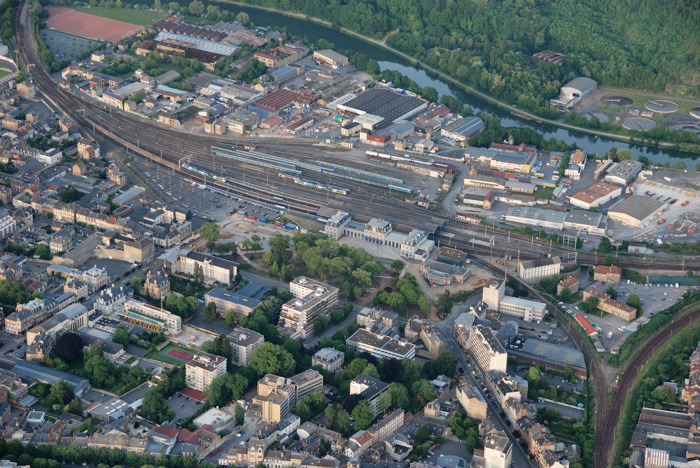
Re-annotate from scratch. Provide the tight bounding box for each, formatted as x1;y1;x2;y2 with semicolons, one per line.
73;7;167;27
150;343;197;365
45;6;143;41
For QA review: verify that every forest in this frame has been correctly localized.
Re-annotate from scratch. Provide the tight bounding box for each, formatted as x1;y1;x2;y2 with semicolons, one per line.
239;0;699;117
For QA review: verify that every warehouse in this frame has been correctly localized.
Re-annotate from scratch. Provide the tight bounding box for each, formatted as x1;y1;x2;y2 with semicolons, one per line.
313;49;349;69
508;339;586;379
563;210;608;236
337;88;428;129
490;152;537;173
607;195;664;228
504;207;567;230
441;116;485;142
568;181;621;210
551;77;597;108
604;160;643;186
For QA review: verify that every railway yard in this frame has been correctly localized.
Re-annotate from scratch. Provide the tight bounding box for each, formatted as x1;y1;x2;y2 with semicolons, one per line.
7;2;700;468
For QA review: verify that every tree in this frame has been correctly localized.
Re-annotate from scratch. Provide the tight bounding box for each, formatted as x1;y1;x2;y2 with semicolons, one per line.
313;315;328;336
225;309;238;327
206;5;221;19
559;286;572;302
250;343;295;377
388;382;409;410
141;387;174;423
200;222;219;243
626;294;642;310
391;260;404;275
49;379;73;406
412;379;435;402
617;149;633;160
67;398;83;416
202;302;218;322
580;296;600;314
188;0;204;16
55;332;83;364
436;350;458;377
563;363;575;384
153;0;161;10
415;425;431;445
130;277;143;293
201;334;232;365
193;263;204;284
167;1;179;12
603;255;618;266
597;236;613;253
351;400;374;430
236;12;249;24
676;161;687;170
235;405;245;425
113;326;130;347
606;285;619;300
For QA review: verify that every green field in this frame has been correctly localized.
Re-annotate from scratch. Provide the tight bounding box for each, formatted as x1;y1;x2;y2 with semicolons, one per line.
0;69;10;79
73;7;166;26
148;342;197;365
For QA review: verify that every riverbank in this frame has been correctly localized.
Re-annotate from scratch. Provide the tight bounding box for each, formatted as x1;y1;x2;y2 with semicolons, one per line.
222;0;700;154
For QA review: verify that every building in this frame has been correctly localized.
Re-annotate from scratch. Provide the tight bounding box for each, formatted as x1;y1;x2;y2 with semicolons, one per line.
228;327;264;367
482;280;547;322
594;265;622;284
607;195;664;228
312;50;349;69
557;276;579;295
568;181;621;210
518;256;561;283
357;307;399;330
550;77;597;108
350;374;389;418
465;325;507;373
311;347;344;372
346;328;416;360
186;352;228;391
508;339;586;380
599;298;637;321
12;361;89;395
174;250;238;285
441;117;485;142
205;287;261;316
280;277;339;339
420;260;471;286
484;431;512;468
94;285;132;315
604;160;643;186
289;369;323;401
456;384;488;421
0;209;16;240
143;268;170;299
254;370;323;424
119;299;182;335
571;149;587;168
337;88;428;130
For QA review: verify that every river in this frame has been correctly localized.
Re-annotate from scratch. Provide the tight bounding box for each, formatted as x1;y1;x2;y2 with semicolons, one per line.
234;4;694;165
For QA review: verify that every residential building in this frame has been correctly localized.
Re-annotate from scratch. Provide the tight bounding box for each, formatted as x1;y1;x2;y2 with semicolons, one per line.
346;328;416;360
94;285;132;315
484;431;512;468
289;369;323;401
518;256;561;283
228;327;264;367
456;384;488;420
557;276;579;295
0;209;16;240
482;280;547;322
599;298;637;321
350;374;389;418
356;307;398;330
186;352;228;391
280;277;338;339
311;347;344;372
205;287;260;316
174;250;238;285
594;265;622;284
119;299;182;334
466;325;507;373
144;268;171;299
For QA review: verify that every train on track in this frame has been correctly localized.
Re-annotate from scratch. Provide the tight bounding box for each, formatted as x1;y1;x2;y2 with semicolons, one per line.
277;173;350;195
182;163;226;182
365;150;448;170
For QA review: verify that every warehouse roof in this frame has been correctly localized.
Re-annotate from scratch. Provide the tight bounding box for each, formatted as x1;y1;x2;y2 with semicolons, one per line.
521;339;585;368
562;77;597;94
608;195;664;221
338;88;427;129
569;181;619;205
442;116;485;138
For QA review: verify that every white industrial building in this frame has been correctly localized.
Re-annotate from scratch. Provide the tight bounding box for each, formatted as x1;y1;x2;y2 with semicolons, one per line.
551;77;597;108
482;280;547;322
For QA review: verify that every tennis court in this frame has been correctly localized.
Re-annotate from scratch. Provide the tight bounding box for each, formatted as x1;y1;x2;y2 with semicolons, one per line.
167;348;194;361
150;343;197;365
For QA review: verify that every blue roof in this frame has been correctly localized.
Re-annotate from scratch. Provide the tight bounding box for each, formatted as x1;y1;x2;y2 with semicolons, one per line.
206;287;261;308
156;84;188;95
235;282;270;300
13;361;89;393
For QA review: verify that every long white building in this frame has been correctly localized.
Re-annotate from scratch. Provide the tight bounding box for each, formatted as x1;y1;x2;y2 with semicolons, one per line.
346;328;415;360
482;280;546;322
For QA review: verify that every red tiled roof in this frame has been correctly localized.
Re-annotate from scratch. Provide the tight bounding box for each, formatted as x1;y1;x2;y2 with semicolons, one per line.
596;265;622;275
181;387;205;401
575;313;597;336
155;425;180;438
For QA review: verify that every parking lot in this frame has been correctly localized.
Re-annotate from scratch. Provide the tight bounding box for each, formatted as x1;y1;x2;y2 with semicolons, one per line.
39;29;101;61
169;391;205;422
566;281;689;352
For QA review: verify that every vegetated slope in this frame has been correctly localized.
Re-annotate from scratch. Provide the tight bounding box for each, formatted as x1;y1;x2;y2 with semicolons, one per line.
240;0;699;117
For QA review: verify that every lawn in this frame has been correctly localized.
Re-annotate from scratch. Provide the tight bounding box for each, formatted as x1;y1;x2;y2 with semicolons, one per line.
533;185;555;199
148;342;198;366
0;69;11;79
73;7;166;26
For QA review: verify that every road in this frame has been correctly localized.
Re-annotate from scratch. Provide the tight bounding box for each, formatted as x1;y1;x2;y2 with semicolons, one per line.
433;294;535;468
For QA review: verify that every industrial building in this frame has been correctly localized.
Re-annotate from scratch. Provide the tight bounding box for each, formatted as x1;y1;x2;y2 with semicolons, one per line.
518;257;562;283
185;352;227;392
346;328;416;360
337;88;428;130
604;160;643;186
441;116;485;142
550;77;597;108
482;280;547;322
607;195;664;228
312;49;349;69
568;181;622;210
507;338;586;380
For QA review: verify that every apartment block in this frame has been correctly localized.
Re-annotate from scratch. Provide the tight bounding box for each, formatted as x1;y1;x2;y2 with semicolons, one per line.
466;325;507;373
119;299;182;335
186;352;227;391
280;277;338;339
228;327;264;367
518;257;561;283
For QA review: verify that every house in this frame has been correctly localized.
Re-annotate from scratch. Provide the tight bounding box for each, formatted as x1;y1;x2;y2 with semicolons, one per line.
594;265;622;284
